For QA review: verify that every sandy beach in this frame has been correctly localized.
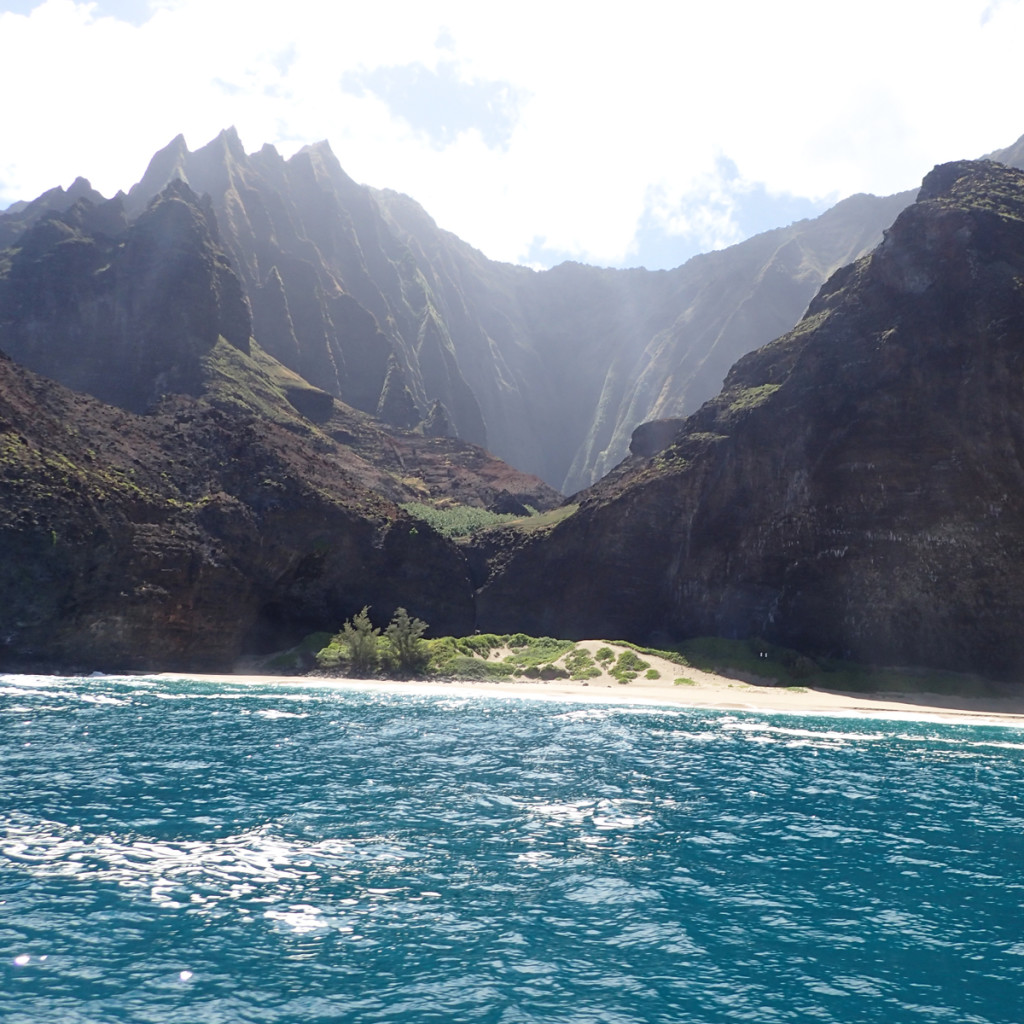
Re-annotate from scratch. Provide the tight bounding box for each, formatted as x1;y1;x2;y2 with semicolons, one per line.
154;642;1024;727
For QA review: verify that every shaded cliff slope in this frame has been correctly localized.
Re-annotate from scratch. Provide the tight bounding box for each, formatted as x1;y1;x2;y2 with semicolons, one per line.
0;179;558;508
476;161;1024;679
0;342;478;671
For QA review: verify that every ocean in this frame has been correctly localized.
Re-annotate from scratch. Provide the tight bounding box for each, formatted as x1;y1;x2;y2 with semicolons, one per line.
1;674;1022;1023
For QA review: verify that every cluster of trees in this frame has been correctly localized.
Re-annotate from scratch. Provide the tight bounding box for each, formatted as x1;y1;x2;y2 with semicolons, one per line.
316;606;430;677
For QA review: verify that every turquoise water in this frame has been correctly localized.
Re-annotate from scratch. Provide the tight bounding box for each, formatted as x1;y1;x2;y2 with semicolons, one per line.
1;675;1023;1023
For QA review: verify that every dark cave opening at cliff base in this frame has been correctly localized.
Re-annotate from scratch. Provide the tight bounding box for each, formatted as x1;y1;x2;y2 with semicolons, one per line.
242;602;322;659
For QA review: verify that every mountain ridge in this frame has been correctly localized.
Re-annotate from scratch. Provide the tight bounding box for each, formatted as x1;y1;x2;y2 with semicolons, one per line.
6;126;914;491
5;135;1024;680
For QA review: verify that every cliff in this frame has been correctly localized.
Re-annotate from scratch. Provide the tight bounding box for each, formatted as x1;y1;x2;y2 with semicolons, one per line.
475;161;1024;679
0;343;477;671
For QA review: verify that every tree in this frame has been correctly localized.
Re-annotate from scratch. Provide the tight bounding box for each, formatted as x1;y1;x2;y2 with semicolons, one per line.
342;606;380;676
384;607;429;676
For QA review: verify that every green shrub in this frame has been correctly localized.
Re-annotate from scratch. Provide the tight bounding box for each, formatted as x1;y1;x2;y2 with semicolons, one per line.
342;605;380;676
400;502;523;538
445;656;514;681
539;663;569;680
503;637;575;669
674;677;698;686
316;607;430;678
644;668;661;680
564;648;601;680
383;607;429;676
314;639;345;670
425;636;460;674
611;649;650;683
594;647;615;665
314;607;379;675
455;633;505;657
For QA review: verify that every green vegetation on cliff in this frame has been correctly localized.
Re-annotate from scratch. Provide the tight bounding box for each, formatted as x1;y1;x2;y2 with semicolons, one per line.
400;502;527;538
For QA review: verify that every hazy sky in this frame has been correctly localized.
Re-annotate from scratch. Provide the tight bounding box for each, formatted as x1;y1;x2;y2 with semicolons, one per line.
1;0;1022;269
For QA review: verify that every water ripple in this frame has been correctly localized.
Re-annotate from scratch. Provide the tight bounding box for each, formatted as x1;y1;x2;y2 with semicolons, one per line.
1;676;1023;1022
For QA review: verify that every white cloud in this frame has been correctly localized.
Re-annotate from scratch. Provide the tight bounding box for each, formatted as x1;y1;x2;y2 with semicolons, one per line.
1;0;1023;267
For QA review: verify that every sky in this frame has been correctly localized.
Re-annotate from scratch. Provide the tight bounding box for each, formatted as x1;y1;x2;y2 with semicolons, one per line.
1;0;1023;270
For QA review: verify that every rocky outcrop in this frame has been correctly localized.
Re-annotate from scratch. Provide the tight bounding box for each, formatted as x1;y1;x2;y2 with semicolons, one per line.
475;161;1024;679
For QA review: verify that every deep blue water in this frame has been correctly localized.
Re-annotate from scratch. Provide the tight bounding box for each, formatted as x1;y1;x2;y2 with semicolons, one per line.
1;675;1023;1023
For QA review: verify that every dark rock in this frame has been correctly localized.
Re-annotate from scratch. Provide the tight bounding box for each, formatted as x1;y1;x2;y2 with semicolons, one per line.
419;400;455;439
629;418;687;458
0;348;476;671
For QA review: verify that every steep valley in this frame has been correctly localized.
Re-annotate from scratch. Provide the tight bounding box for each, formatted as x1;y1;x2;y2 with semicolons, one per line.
113;128;914;492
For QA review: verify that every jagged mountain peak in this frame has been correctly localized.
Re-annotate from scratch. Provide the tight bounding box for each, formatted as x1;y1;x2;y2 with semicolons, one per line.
14;130;1022;494
287;137;360;193
66;175;96;198
16;127;925;490
256;141;284;163
192;126;243;168
0;175;111;248
132;132;190;195
125;128;251;219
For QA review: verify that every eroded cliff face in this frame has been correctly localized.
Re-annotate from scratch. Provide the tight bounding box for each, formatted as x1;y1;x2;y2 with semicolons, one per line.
122;130;489;448
0;178;563;672
14;129;1024;493
476;161;1024;678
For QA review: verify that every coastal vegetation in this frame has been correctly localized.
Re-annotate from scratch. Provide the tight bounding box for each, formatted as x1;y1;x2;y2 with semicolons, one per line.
308;618;813;687
303;624;1009;699
315;606;430;677
399;501;528;538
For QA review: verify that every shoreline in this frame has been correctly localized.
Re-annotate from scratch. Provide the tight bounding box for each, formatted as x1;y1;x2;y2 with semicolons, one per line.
145;660;1024;728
